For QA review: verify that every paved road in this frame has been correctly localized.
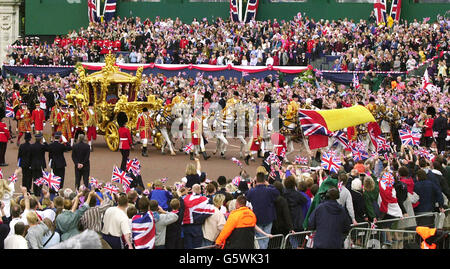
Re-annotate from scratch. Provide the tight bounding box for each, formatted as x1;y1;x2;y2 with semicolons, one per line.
2;120;306;193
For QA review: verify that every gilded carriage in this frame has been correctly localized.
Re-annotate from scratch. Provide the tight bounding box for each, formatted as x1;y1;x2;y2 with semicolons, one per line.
72;54;164;151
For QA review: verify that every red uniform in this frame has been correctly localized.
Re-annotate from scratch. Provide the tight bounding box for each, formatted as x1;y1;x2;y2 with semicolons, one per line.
424;118;434;137
190;118;202;146
271;132;286;157
56;111;73;140
136;113;153;140
119;126;132;150
31;108;45;132
16;108;32;133
0;122;10;142
249;121;263;152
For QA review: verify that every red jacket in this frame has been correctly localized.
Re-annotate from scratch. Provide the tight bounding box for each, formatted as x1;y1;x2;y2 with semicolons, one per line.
0;122;10;142
271;132;286;156
31;108;45;131
119;126;132;150
424;118;434;137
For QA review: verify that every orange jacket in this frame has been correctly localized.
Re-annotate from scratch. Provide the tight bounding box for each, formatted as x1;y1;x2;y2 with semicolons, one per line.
416;227;437;249
215;206;256;249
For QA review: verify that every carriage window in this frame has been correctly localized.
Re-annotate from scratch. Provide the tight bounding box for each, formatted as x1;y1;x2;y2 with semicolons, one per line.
106;84;119;104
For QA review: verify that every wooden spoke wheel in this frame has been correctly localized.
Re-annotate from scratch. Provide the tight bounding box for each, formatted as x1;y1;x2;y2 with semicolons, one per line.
105;121;119;151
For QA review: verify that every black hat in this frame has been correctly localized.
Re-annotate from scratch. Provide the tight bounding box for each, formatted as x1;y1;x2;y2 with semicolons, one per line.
88;102;94;106
427;106;436;117
369;96;375;102
35;133;43;139
143;107;148;112
24;132;32;141
54;131;62;138
117;112;128;127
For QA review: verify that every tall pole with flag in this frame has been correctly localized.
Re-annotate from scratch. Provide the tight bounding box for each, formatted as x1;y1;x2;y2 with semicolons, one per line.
88;0;100;23
374;0;387;25
389;0;402;21
103;0;117;23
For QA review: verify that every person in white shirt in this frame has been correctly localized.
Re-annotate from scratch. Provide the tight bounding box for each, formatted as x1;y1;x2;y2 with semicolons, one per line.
101;194;133;249
202;194;226;247
7;204;23;237
265;53;274;66
4;222;28;249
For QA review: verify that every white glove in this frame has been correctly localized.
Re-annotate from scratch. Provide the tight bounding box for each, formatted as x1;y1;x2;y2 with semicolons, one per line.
96;127;98;131
152;130;156;136
21;115;24;118
31;124;34;129
71;127;74;132
84;127;88;132
61;118;65;122
43;122;46;127
136;133;140;138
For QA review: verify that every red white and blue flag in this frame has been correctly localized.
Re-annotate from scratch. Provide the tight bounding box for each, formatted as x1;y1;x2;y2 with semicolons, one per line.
103;0;117;22
111;166;133;187
298;110;332;137
132;211;156;249
332;130;350;150
389;0;402;21
183;143;194;154
182;194;215;225
399;129;421;146
321;152;341;174
244;0;259;23
126;158;141;176
352;149;369;162
376;135;392;152
41;171;62;192
232;176;242;186
8;173;17;184
104;183;119;195
88;0;100;23
231;157;243;168
374;0;387;24
378;172;403;218
89;177;99;189
294;156;308;165
5;101;14;118
230;0;240;22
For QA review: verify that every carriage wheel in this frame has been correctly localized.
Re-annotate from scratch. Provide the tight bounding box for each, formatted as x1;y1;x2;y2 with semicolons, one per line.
105;122;119;152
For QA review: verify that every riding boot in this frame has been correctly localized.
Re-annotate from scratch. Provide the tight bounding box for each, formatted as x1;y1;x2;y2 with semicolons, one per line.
202;151;210;160
190;152;194;160
142;147;149;157
257;150;264;158
245;154;250;165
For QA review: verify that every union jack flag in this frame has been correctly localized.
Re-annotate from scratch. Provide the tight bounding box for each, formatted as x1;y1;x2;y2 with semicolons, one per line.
321;152;342;174
244;0;260;23
230;0;240;22
298;111;332;137
103;0;116;22
111;166;133;187
104;183;119;195
34;177;45;186
126;158;141;176
332;131;350;150
89;177;99;189
380;172;395;189
377;136;392;152
231;157;243;168
132;211;156;249
5;101;14;118
88;0;100;23
352;149;369;162
294;156;308;165
232;176;242;186
279;148;286;158
183;143;194;154
41;171;62;192
389;0;402;21
267;152;282;168
8;174;17;184
160;177;168;184
374;0;387;24
399;129;421;146
182;194;216;225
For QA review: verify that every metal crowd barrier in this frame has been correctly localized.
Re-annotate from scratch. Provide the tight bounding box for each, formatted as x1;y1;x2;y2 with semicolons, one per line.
345;228;422;249
255;234;285;249
282;231;314;249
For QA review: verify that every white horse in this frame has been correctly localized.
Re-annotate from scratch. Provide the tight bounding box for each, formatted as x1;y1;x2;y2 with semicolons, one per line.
154;108;176;156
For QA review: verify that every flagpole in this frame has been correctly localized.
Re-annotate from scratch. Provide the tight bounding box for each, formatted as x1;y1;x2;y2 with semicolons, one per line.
238;0;243;22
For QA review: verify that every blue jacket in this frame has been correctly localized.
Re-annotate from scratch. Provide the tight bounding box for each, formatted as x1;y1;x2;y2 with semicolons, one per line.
246;184;280;225
149;189;173;211
414;179;444;213
308;200;351;249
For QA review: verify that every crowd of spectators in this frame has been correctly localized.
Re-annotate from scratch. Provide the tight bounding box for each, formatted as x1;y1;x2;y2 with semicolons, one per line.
5;14;450;71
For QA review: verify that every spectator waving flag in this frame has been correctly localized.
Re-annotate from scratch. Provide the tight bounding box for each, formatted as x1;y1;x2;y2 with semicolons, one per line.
232;176;242;187
321;152;341;174
103;0;117;22
132;211;156;249
377;135;392;152
379;172;403;218
34;177;45;187
399;129;421;146
160;177;168;184
111;166;133;187
352;149;369;162
332;130;350;150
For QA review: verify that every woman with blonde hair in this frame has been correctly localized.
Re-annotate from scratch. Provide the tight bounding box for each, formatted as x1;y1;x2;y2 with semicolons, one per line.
201;194;226;247
0;177;14;218
181;158;205;189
